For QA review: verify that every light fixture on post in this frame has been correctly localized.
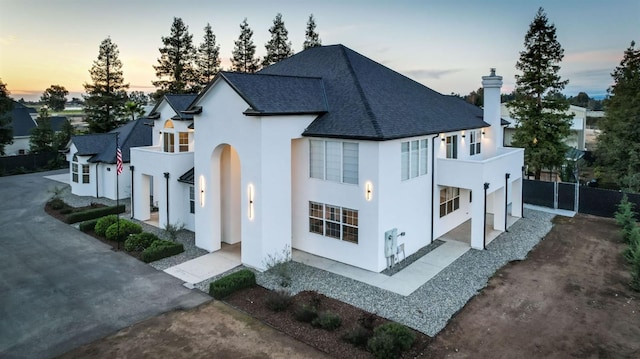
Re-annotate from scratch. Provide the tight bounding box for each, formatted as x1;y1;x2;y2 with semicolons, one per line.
365;182;373;201
199;175;205;207
248;184;254;220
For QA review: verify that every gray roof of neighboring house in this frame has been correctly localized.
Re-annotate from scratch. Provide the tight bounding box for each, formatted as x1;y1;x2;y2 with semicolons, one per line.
178;167;194;184
5;101;37;137
71;118;152;164
149;94;198;120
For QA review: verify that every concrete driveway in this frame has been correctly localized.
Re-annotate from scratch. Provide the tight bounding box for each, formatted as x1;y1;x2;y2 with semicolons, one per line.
0;170;211;359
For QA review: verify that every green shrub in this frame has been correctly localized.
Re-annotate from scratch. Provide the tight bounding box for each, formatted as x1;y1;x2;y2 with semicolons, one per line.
141;239;184;263
615;195;637;243
343;325;372;347
65;205;125;224
367;322;415;359
94;215;118;237
311;311;342;331
293;304;318;323
623;227;640;263
105;220;142;242
208;269;256;299
49;198;65;210
264;290;293;312
124;232;159;252
60;208;73;214
79;218;99;233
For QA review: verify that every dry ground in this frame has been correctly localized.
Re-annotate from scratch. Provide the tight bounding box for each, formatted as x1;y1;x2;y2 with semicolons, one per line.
58;214;640;358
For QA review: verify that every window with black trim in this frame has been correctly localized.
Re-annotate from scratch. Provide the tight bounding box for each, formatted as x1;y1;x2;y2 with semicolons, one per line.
470;130;481;156
440;187;460;217
308;201;358;243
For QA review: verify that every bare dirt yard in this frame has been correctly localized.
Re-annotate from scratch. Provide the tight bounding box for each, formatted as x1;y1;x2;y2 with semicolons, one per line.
58;213;640;358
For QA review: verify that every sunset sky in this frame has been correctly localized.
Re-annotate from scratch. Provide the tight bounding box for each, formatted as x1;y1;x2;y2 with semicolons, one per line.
1;0;637;101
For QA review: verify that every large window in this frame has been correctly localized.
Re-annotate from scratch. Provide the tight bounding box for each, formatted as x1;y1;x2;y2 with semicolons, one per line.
469;130;481;156
309;201;358;243
189;186;195;214
446;135;458;159
401;139;428;180
309;140;359;184
179;132;189;152
72;154;78;183
440;187;460;217
82;165;90;184
163;132;175;153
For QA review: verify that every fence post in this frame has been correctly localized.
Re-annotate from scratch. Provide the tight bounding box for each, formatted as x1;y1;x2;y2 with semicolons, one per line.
575;182;579;213
554;181;558;209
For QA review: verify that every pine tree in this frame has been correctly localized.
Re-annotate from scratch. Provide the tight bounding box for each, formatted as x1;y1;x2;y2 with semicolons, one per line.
262;13;293;67
303;14;321;50
0;80;13;155
153;17;199;99
231;18;260;73
507;7;573;180
83;38;129;133
40;85;68;112
53;119;74;152
29;107;54;153
596;41;640;192
196;23;221;87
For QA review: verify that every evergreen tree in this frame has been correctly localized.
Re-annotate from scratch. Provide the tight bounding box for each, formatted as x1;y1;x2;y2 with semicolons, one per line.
303;14;321;50
53;119;74;152
153;17;199;100
40;85;68;112
231;18;260;73
262;13;293;67
128;91;149;106
83;38;129;133
0;80;13;155
597;41;640;192
197;23;221;87
29;107;54;153
507;8;573;179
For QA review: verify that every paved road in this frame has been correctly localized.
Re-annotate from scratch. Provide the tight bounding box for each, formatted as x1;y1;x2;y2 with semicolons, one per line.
0;170;211;359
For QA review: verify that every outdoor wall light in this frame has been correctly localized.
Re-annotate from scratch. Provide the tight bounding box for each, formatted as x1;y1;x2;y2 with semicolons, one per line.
365;182;373;201
248;184;254;220
441;133;445;141
461;131;466;138
482;129;486;136
199;175;205;207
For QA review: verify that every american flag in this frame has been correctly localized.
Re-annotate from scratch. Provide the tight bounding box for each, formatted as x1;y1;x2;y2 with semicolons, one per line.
116;147;123;175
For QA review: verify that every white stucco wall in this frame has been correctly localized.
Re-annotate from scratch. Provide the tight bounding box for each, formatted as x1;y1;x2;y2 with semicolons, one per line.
4;137;30;156
66;143;132;200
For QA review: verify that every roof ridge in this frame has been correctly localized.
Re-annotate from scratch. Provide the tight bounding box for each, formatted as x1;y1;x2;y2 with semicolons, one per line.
246;71;323;80
339;46;383;138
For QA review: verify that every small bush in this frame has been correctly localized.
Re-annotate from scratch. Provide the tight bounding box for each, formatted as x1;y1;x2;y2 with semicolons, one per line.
141;239;184;263
94;215;118;237
79;218;99;233
623;227;640;263
124;232;159;252
294;304;318;323
208;269;256;299
263;245;293;288
311;311;342;331
358;312;377;330
105;220;142;242
65;204;125;224
49;198;65;210
615;195;637;243
367;322;415;359
264;290;293;312
343;325;372;347
60;208;73;214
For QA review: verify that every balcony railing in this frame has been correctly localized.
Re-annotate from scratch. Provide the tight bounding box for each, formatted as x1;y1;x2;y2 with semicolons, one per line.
437;147;524;189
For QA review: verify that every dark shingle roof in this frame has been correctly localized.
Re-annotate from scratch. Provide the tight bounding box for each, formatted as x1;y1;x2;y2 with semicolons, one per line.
256;45;489;140
5;101;37;137
149;94;198;120
219;72;327;115
50;116;69;132
178;167;194;184
71;118;152;164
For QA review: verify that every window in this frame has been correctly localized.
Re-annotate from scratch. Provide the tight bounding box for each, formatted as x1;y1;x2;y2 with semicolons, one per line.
309;140;359;184
163;132;175;153
189;186;195;214
82;165;90;184
446;135;458;159
440;187;460;217
179;132;189;152
308;201;359;243
401;139;428;180
470;130;481;156
72;163;78;183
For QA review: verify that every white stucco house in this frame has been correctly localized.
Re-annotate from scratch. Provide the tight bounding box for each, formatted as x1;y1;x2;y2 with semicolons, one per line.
65;118;151;200
3;100;69;156
131;44;524;273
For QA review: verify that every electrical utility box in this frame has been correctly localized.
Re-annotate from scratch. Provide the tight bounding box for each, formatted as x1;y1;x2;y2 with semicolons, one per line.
384;228;398;258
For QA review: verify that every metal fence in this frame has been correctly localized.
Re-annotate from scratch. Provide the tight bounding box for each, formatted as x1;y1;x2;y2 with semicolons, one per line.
0;152;65;175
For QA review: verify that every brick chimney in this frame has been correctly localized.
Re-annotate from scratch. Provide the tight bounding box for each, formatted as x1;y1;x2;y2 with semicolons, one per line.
482;68;503;155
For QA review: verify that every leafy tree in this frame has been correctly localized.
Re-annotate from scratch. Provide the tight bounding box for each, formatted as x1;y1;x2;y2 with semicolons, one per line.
0;80;13;155
303;14;321;50
231;18;260;73
123;100;145;121
83;37;129;133
153;17;199;100
262;13;293;67
507;8;573;180
464;87;483;107
40;85;68;112
196;23;221;87
128;91;149;106
596;41;640;192
30;107;54;153
569;92;590;108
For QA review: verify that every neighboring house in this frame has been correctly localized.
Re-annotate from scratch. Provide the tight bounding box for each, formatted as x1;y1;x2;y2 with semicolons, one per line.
502;103;587;150
131;45;524;273
65;118;152;200
2;100;69;155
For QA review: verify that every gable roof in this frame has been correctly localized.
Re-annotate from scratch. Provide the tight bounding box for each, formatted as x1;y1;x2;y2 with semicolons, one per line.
149;94;198;120
254;45;489;140
5;101;37;137
71;118;152;163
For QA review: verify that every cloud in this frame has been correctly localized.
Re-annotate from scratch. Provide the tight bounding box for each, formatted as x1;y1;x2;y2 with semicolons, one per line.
402;68;462;79
567;68;611;79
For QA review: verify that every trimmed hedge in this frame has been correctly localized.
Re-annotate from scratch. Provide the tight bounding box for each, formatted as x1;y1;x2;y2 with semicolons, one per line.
79;218;99;233
208;269;256;299
124;232;159;252
105;220;142;242
95;215;118;237
142;239;184;263
65;204;125;224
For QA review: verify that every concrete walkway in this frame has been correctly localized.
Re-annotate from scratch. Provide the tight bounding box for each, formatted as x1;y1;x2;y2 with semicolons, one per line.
164;243;241;285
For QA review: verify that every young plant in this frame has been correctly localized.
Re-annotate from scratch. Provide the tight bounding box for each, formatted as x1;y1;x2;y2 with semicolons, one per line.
164;222;184;241
263;245;293;287
615;194;637;243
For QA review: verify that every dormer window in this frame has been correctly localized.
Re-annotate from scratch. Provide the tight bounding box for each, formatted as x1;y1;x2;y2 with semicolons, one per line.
163;120;175;153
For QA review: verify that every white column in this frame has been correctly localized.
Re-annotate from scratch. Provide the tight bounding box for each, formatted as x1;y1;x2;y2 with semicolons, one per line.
511;178;523;218
492;187;506;231
470;184;486;250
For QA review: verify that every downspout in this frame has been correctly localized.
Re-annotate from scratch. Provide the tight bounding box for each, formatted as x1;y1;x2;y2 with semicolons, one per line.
521;165;525;218
483;182;490;250
130;165;135;219
430;134;439;243
505;173;510;232
164;172;170;227
95;163;99;198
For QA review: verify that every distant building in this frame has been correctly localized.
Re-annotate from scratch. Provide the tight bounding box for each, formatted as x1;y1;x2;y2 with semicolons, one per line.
3;100;68;156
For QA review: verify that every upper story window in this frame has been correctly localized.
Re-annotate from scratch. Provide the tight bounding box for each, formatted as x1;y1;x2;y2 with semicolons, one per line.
179;132;189;152
446;135;458;159
401;139;428;180
310;140;359;184
470;130;481;156
163;120;175;153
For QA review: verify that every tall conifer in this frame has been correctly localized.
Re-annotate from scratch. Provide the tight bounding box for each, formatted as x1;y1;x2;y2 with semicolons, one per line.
153;17;199;99
303;14;321;50
231;18;260;73
197;23;221;86
262;13;293;67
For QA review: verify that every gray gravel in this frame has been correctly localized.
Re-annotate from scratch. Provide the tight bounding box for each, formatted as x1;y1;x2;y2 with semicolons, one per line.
196;208;555;336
